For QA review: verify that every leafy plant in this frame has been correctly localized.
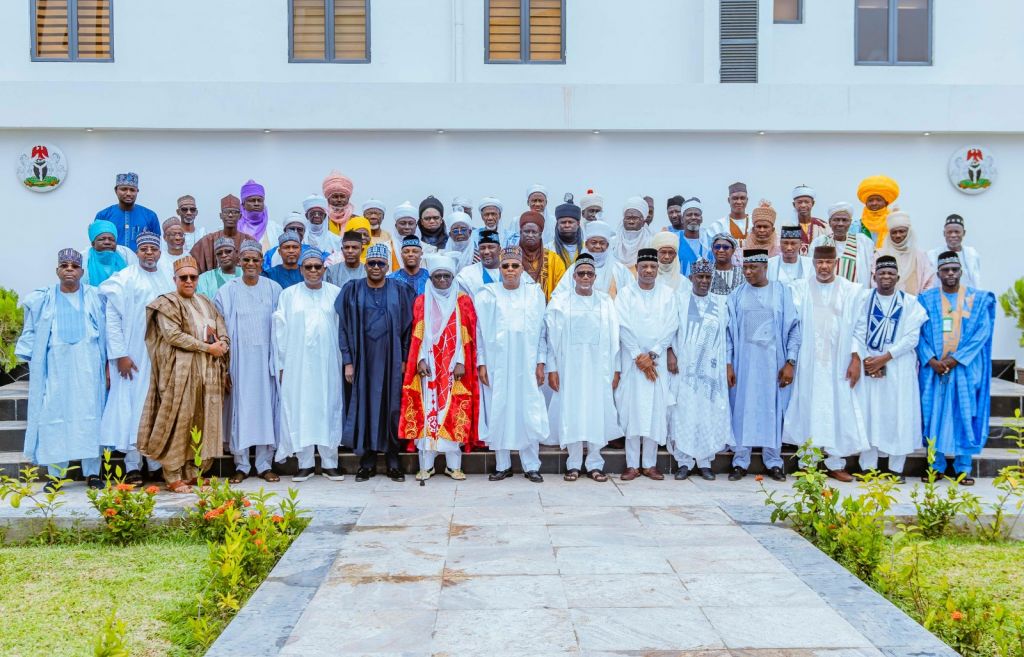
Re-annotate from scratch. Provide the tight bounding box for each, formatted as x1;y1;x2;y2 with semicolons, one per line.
968;410;1024;542
93;610;130;657
0;287;24;373
999;278;1024;347
0;464;75;544
911;439;981;538
86;450;158;545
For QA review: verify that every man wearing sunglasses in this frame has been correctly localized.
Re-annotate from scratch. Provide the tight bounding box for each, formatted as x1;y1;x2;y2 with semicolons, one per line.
196;237;240;299
17;248;107;490
137;255;230;494
475;246;550;483
215;240;283;484
273;250;345;483
338;243;416;482
190;194;255;274
175;194;206;252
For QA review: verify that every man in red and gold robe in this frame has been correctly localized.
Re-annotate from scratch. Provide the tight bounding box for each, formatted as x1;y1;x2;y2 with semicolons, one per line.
399;253;479;481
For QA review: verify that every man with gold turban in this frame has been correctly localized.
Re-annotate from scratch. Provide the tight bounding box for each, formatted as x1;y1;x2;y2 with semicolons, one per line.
856;175;900;247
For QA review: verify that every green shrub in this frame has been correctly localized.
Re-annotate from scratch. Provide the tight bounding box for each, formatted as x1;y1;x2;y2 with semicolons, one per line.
0;287;23;373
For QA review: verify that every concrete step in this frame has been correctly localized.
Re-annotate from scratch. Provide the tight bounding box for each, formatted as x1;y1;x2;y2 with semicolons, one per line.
1;445;1017;482
0;381;28;422
990;378;1024;417
0;421;26;452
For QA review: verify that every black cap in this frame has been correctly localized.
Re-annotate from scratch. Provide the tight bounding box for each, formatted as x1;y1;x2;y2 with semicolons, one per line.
478;229;500;246
419;195;444;219
667;195;685;209
637;248;658;263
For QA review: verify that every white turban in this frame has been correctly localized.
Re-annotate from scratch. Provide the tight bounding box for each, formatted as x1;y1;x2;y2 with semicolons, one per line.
580;189;604;211
526;184;547;199
681;198;703;213
303;194;327;213
623;196;648;218
792;185;816;200
453;196;472;212
424;253;457;275
393;201;417;221
827;201;854;219
584;220;613;242
477;196;503;214
361;198;385;214
284;211;305;230
887;210;912;230
448;210;472;228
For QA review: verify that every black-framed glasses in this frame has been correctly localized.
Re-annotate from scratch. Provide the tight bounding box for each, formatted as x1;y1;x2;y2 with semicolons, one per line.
222;209;241;217
178;206;198;213
713;244;734;251
302;264;324;271
366;261;388;269
500;262;522;270
431;272;454;280
575;270;596;278
240;256;262;264
177;274;198;282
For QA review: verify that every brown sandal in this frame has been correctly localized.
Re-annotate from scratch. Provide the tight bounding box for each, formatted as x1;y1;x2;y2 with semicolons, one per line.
587;470;609;482
563;469;580;482
229;471;248;484
167;480;192;494
259;470;280;483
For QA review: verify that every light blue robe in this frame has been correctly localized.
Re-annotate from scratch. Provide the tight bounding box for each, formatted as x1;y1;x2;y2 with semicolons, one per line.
726;281;801;449
16;285;106;465
917;286;995;457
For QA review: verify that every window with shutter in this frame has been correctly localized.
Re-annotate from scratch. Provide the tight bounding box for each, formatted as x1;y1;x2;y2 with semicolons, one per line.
720;0;758;83
32;0;112;61
486;0;564;64
290;0;370;63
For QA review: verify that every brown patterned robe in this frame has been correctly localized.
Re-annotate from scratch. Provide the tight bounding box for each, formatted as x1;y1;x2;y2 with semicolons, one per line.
137;292;229;479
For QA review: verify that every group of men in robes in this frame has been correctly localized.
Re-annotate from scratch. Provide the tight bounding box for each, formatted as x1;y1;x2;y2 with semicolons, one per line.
15;173;997;490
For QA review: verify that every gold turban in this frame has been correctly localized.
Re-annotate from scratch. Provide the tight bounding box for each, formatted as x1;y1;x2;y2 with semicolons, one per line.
856;175;900;247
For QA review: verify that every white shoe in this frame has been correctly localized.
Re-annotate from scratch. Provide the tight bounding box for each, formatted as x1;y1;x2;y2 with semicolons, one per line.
415;468;435;481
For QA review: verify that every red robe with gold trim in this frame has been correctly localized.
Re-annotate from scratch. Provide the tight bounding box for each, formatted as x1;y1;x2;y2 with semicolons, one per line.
399;293;480;451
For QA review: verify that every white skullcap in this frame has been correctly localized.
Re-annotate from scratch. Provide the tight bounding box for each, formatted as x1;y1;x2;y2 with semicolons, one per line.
477;196;503;213
303;194;327;213
792;185;816;200
827;201;854;218
526;184;547;199
448;210;472;227
584;220;613;242
393;201;417;221
623;196;648;218
681;198;703;213
887;210;912;229
361;199;386;214
284;211;305;228
424;253;457;275
453;196;472;211
580;189;604;211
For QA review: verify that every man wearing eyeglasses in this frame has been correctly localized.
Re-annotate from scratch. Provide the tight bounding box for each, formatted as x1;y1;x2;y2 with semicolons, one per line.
137;255;229;494
16;248;107;490
190;194;255;274
273;250;345;483
476;246;550;483
338;243;416;482
196;237;240;299
176;194;206;252
215;240;283;484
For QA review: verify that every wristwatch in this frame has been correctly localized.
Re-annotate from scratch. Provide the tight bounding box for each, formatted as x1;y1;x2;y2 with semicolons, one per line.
786;358;797;366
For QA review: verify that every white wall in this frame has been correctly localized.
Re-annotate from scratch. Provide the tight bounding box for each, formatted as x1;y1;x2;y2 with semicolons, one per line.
0;128;1021;359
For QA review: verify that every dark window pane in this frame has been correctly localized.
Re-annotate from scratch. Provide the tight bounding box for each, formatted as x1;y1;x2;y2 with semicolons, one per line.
857;0;889;62
897;0;930;63
774;0;800;22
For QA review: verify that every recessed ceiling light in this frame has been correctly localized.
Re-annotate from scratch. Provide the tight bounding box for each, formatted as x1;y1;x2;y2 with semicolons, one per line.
592;130;601;135
922;131;931;136
758;131;766;136
85;128;94;132
436;129;446;134
263;129;272;134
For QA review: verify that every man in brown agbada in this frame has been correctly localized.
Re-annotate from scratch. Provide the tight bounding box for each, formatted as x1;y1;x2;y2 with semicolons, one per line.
138;255;230;493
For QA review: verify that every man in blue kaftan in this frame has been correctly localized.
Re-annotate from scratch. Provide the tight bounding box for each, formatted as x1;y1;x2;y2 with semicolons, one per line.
93;172;160;250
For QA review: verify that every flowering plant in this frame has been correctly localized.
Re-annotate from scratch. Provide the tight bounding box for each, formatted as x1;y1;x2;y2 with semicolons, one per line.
86;450;158;545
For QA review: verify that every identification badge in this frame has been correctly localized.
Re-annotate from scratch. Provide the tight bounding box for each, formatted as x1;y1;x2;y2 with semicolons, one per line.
942;316;953;333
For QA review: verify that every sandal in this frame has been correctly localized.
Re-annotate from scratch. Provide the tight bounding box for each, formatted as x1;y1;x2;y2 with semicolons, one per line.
563;468;580;482
229;470;248;484
259;470;280;483
587;469;609;482
166;480;192;494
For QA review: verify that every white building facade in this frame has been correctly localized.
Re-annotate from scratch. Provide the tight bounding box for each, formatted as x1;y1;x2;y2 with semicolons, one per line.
1;0;1022;357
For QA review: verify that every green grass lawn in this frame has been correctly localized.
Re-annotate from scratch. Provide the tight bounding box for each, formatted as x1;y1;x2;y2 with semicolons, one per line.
0;536;208;657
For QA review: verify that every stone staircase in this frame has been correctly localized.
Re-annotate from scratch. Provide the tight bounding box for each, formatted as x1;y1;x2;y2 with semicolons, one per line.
2;377;1022;480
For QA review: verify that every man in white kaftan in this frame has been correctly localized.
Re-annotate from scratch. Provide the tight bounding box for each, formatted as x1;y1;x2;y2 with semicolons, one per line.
272;250;344;482
853;255;927;482
456;229;503;298
926;214;982;291
552;220;634;300
475;246;549;482
668;258;730;481
810;203;874;286
768;225;813;285
615;248;678;481
545;253;620;481
215;240;283;483
99;231;173;483
16;249;106;489
784;244;870;481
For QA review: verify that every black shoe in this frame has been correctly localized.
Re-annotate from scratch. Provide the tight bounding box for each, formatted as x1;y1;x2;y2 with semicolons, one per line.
321;468;345;481
124;470;144;485
728;466;747;481
957;475;976;486
86;475;104;490
524;470;544;483
768;466;786;482
674;466;690;481
355;467;376;482
386;468;406;482
698;467;716;481
292;467;315;482
489;468;513;481
888;470;906;484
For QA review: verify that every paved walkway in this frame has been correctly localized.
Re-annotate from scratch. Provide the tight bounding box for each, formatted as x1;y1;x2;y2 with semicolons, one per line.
189;474;959;657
